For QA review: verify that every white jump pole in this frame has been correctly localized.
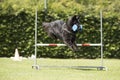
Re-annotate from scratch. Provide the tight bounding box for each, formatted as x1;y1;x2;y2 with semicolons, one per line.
36;43;101;46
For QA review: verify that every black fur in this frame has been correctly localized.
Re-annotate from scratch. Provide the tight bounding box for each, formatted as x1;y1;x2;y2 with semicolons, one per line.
42;15;81;51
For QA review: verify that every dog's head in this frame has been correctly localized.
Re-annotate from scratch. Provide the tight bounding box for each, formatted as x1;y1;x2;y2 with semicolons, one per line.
66;15;82;32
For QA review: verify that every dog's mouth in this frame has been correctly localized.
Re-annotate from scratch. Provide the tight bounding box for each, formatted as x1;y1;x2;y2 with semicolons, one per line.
72;24;83;32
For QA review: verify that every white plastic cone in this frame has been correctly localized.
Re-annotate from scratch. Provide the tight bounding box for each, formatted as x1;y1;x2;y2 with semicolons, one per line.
14;49;19;59
11;48;22;61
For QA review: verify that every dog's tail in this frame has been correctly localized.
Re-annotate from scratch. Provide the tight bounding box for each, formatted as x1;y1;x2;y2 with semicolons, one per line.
42;22;48;28
42;22;50;31
42;22;46;27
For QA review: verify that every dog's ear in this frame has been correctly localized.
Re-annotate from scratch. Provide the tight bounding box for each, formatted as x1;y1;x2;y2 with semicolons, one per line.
72;15;77;20
66;15;79;26
76;15;80;20
72;15;80;21
71;15;80;24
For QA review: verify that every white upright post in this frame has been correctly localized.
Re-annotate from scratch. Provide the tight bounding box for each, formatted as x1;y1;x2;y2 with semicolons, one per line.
35;8;37;66
44;0;47;10
100;10;103;67
32;8;39;69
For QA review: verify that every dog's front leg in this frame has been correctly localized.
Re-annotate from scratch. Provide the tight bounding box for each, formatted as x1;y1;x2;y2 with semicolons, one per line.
72;41;78;52
63;39;75;51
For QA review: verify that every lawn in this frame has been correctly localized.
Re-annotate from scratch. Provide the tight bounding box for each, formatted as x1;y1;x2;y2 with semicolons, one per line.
0;58;120;80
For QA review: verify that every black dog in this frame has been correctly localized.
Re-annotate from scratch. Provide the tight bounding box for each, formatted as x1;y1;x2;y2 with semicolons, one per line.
42;15;82;52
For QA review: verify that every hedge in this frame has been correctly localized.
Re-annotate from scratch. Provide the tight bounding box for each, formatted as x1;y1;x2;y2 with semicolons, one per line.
0;0;120;58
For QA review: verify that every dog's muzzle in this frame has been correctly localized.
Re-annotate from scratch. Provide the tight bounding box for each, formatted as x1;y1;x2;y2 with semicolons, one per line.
72;24;83;32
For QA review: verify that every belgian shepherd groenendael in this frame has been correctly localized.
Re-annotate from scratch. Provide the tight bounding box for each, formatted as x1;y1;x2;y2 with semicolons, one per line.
42;15;82;51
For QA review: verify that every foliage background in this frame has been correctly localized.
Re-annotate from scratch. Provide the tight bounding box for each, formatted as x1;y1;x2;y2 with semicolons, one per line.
0;0;120;58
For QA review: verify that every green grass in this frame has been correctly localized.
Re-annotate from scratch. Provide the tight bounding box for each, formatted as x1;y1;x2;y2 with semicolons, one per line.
0;58;120;80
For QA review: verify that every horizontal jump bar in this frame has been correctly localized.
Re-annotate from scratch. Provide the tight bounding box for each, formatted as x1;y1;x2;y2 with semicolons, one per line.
36;43;101;46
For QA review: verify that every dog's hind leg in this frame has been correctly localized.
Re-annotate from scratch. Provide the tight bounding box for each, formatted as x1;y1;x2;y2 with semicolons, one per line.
47;32;58;39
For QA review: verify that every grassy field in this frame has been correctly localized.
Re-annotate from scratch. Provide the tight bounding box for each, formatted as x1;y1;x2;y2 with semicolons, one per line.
0;58;120;80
